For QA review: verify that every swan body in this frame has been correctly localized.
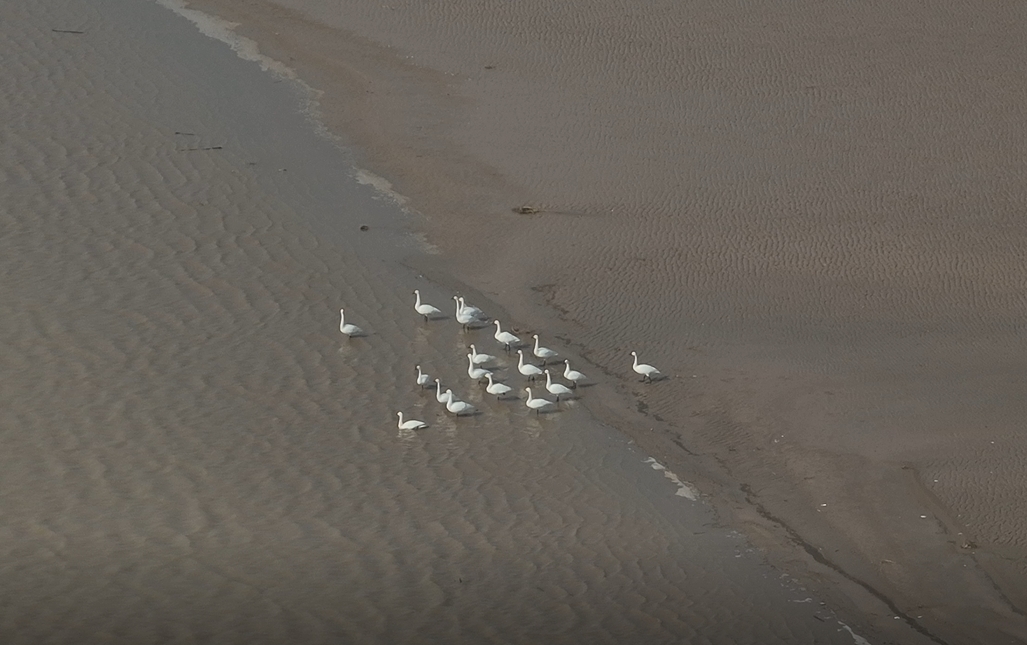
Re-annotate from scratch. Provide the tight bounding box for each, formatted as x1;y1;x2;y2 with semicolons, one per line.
524;387;555;415
485;374;512;399
469;344;496;365
413;290;442;321
516;350;543;381
457;296;485;320
444;389;476;416
563;360;587;388
453;296;480;329
493;320;521;351
415;365;431;388
397;412;428;430
544;370;573;401
466;354;492;382
532;335;558;365
630;351;662;382
339;309;364;337
434;379;448;403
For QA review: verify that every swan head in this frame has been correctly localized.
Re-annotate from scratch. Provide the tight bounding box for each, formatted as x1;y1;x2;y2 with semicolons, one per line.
544;369;551;375
533;334;539;340
516;349;523;355
415;365;421;371
564;359;570;365
494;320;501;328
435;378;440;384
630;351;637;357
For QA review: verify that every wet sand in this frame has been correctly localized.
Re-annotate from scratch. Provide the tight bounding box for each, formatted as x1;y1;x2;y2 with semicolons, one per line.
0;0;909;643
166;0;1027;642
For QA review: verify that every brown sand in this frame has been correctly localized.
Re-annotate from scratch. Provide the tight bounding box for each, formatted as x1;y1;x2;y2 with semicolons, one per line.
176;0;1027;641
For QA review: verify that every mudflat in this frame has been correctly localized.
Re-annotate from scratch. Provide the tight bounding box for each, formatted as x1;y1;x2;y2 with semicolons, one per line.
178;0;1027;642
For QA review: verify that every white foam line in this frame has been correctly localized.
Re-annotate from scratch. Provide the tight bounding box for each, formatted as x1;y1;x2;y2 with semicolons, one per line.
838;622;873;645
153;0;414;210
155;0;298;80
355;169;409;207
643;457;699;501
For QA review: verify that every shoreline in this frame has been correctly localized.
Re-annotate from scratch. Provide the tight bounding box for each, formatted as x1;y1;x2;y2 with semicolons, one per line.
169;1;1027;642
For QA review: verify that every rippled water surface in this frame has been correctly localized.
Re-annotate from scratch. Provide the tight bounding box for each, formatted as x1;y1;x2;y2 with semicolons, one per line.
0;1;873;642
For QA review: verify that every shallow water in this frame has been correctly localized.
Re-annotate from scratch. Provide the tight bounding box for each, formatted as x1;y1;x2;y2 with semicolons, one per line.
0;1;880;642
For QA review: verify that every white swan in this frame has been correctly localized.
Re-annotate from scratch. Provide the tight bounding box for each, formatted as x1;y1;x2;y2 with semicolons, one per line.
544;370;573;401
468;344;496;366
415;365;431;388
524;387;555;415
485;373;512;399
466;354;492;382
444;389;476;416
397;411;428;430
516;349;543;381
493;320;521;351
630;351;662;382
563;360;587;388
339;308;364;337
453;296;480;329
434;378;448;404
532;334;558;365
413;290;442;321
457;296;485;320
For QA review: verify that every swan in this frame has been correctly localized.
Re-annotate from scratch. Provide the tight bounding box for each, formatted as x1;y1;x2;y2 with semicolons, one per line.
397;411;428;430
516;349;543;381
532;334;558;365
493;320;521;351
524;387;555;415
458;296;486;320
453;296;481;329
413;290;442;321
466;354;492;382
468;344;496;366
415;365;431;388
434;378;448;404
339;308;364;337
444;389;476;416
563;359;587;388
630;351;662;382
485;374;512;399
544;370;573;401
